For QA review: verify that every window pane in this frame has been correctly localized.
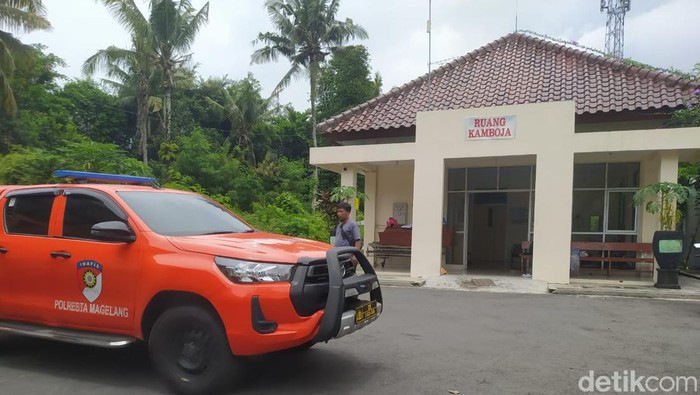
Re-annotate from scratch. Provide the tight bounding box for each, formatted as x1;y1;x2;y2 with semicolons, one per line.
447;168;465;191
530;192;535;233
467;167;497;190
604;234;637;243
508;192;530;227
574;164;605;188
450;233;464;265
473;192;507;205
499;166;531;190
447;193;465;232
63;195;125;239
607;192;636;231
571;234;604;242
572;191;605;232
607;163;640;188
5;194;54;236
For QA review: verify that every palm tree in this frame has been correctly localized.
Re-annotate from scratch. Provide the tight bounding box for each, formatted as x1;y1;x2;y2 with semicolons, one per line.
251;0;367;207
251;0;367;149
83;38;156;164
0;0;51;115
101;0;209;142
148;0;208;141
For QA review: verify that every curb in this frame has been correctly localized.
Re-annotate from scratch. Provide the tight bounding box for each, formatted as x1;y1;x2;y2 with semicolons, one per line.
378;278;425;287
680;271;700;280
550;287;700;300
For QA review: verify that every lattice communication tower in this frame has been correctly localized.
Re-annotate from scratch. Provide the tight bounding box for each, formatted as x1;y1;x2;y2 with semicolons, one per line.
600;0;631;59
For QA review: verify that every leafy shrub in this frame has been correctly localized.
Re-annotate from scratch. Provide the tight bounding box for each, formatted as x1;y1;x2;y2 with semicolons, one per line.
240;193;329;242
0;140;151;184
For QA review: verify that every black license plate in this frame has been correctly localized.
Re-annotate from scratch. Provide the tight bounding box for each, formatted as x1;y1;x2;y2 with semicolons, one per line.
355;301;378;324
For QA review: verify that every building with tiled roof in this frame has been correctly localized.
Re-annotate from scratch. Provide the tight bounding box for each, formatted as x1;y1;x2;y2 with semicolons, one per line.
310;32;700;287
319;32;697;142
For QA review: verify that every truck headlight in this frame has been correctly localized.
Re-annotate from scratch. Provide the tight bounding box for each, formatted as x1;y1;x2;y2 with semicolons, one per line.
215;257;294;283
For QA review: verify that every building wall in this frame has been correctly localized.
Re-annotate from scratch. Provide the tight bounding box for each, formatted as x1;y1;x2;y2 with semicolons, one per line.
411;102;576;282
376;163;415;231
372;164;414;268
311;102;700;284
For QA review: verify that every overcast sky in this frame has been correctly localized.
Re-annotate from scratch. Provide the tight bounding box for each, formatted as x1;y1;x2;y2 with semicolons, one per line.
17;0;700;110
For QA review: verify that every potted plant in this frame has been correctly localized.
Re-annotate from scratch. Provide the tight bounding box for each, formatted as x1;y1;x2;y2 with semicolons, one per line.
633;182;695;289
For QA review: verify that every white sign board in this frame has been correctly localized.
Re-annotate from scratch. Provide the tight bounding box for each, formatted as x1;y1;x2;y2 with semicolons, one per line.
392;203;408;225
465;115;516;141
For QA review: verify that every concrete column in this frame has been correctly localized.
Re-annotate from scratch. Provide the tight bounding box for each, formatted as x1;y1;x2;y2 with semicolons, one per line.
410;158;444;278
659;151;679;183
639;156;661;243
639;151;680;238
364;171;378;246
340;168;358;220
532;151;574;284
644;151;679;282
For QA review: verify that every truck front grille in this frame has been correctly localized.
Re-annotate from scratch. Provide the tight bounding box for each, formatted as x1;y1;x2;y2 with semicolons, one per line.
305;254;356;284
290;253;357;316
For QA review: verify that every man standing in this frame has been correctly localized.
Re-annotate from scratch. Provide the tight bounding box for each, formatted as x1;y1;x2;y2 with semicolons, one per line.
334;202;362;250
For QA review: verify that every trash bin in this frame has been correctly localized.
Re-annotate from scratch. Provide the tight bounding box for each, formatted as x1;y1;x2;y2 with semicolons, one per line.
570;248;580;277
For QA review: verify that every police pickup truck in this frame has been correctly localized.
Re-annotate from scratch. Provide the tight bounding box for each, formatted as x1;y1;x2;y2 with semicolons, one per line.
0;171;383;394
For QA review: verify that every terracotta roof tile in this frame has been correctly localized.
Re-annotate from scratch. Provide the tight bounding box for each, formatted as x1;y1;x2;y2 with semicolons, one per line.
318;32;699;134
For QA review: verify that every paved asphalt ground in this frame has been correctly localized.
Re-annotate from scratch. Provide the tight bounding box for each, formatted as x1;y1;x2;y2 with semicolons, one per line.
1;287;700;395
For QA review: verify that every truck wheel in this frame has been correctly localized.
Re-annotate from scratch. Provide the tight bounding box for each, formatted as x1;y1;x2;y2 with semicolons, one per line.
149;306;237;395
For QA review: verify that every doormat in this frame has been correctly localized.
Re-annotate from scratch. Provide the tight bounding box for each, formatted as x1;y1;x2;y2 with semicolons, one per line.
471;278;496;287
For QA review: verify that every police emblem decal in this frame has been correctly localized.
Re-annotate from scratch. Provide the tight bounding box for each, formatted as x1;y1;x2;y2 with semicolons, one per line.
77;260;103;303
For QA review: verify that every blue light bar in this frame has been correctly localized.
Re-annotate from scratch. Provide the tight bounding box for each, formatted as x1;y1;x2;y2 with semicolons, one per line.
53;170;157;186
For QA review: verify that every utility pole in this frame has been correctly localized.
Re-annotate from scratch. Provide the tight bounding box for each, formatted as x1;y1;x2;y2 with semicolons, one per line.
600;0;631;59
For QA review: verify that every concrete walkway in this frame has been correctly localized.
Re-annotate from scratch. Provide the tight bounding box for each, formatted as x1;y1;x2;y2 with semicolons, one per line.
376;267;700;300
549;273;700;300
425;273;549;294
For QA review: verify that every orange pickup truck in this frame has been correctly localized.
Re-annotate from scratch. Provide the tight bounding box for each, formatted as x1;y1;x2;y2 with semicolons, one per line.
0;171;383;394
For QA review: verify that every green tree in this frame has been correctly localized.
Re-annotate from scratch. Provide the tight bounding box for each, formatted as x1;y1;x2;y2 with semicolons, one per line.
206;74;269;165
0;0;51;115
670;63;700;128
255;153;313;205
251;0;368;204
0;45;80;152
317;45;381;121
59;80;130;147
268;105;311;160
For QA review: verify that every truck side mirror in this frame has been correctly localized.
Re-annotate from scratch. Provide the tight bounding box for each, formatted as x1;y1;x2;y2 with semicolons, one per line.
91;221;136;243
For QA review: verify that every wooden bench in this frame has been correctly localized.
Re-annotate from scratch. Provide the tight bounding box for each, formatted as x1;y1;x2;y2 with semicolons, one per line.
367;243;412;268
570;242;654;276
367;226;453;268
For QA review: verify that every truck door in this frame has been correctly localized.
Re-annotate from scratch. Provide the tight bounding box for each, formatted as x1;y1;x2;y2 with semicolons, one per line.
49;190;140;332
0;189;60;323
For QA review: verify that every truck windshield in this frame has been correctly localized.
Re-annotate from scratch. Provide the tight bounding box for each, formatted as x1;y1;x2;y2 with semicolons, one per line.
118;191;253;236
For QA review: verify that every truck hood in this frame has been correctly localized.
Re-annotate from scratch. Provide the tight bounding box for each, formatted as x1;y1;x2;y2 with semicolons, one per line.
166;232;331;263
